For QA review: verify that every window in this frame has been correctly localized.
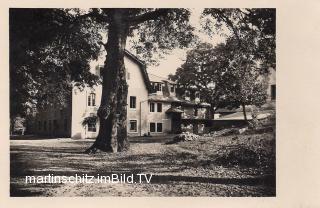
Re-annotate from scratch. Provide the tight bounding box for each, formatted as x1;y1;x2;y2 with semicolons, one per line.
157;103;162;112
88;122;96;132
43;121;47;131
129;120;137;132
150;102;155;112
48;120;52;131
170;85;175;93
156;123;163;132
150;122;162;133
53;120;58;130
38;121;41;130
271;85;276;100
150;122;156;132
88;93;96;106
153;83;162;91
130;96;136;109
64;119;68;131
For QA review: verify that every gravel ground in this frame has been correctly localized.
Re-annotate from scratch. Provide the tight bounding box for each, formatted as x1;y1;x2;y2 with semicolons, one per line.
10;133;275;197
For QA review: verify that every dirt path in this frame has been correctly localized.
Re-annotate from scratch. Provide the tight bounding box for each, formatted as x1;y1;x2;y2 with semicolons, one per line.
10;135;275;197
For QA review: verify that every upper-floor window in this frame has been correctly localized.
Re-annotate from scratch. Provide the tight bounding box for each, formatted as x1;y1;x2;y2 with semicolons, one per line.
88;92;96;106
130;96;136;109
152;82;162;92
157;103;162;112
150;102;155;112
170;86;175;93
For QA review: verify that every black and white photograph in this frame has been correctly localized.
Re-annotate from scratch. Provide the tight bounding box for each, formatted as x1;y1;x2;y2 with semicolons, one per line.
9;8;276;197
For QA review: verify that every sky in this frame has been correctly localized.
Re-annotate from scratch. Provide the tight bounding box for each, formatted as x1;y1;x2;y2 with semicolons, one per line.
146;8;226;78
90;9;227;78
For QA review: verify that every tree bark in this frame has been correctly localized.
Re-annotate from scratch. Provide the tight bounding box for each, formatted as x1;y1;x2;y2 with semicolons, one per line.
86;10;130;153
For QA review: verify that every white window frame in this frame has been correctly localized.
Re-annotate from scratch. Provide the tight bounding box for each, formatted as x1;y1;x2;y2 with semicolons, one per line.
88;92;96;107
149;122;163;133
129;120;138;132
150;102;155;112
149;122;156;132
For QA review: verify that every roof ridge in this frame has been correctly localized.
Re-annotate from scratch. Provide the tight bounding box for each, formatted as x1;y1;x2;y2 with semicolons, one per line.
148;73;170;81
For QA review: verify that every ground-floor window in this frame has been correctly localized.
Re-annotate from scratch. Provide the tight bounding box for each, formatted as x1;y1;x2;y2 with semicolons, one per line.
271;84;276;100
48;120;52;131
150;122;162;133
87;122;96;132
156;123;163;132
129;120;137;132
64;119;68;131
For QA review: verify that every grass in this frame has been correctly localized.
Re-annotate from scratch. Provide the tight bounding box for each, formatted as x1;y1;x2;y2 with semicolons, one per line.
10;130;275;197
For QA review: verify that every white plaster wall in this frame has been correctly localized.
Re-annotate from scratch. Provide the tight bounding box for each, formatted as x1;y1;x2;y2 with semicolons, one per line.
125;57;149;136
146;102;172;135
266;67;276;101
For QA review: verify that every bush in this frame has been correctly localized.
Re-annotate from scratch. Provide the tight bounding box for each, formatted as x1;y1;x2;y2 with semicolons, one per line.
214;146;263;167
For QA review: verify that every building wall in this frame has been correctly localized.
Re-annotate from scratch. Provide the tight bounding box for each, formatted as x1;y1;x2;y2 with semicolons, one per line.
71;85;101;139
71;55;149;139
126;57;149;137
145;102;172;136
266;68;276;101
31;101;72;137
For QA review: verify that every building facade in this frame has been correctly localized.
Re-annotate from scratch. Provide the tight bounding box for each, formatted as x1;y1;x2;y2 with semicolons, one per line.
30;50;210;139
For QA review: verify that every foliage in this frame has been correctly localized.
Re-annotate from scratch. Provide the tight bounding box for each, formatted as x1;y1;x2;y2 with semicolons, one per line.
201;8;275;69
81;115;99;127
172;9;275;118
10;8;103;118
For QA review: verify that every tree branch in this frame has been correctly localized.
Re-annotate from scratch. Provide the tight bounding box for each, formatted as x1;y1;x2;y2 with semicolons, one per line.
128;9;170;25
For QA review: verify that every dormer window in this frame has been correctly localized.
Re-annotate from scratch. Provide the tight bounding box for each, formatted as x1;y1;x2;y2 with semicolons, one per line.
152;82;162;92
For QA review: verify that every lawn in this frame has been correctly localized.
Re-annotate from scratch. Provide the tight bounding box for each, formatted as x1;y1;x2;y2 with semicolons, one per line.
10;130;275;197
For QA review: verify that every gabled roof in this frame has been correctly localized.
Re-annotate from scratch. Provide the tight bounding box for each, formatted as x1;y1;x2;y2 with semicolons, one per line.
148;73;177;84
124;50;153;92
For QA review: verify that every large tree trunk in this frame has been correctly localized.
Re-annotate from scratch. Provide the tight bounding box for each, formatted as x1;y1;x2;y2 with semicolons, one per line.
86;10;130;153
